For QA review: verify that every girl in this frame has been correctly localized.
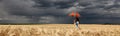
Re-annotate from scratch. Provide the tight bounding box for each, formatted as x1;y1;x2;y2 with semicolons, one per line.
74;17;80;28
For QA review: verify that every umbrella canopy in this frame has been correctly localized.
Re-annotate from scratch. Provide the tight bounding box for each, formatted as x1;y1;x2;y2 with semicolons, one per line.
68;11;80;18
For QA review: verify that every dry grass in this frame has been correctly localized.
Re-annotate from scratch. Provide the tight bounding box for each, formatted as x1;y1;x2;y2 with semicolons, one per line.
0;24;119;36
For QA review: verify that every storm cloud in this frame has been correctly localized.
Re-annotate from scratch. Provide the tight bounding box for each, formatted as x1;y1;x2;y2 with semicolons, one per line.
0;0;120;24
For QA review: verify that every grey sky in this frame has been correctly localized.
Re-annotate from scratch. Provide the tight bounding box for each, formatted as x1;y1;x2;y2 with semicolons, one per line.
0;0;120;24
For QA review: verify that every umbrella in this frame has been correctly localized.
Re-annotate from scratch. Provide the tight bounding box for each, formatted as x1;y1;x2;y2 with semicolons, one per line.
68;11;80;18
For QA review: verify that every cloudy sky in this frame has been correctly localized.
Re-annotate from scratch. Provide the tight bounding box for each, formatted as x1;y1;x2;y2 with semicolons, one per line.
0;0;120;24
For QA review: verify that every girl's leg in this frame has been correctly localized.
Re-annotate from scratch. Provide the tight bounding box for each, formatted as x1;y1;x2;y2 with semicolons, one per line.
76;21;79;28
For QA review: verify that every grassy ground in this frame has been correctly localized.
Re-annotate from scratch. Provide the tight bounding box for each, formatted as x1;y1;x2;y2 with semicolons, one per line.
0;24;119;36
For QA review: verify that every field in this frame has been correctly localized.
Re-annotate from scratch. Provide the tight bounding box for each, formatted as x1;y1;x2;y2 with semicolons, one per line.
0;24;120;36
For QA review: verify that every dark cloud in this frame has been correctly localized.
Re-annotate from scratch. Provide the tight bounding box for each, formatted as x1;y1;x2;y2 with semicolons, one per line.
0;0;72;23
0;0;120;24
34;0;74;9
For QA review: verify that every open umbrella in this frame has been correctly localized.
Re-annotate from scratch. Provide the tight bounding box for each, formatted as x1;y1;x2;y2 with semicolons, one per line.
68;11;80;17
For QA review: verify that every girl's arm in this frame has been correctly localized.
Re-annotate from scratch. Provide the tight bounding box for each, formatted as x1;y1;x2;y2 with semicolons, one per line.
73;19;76;25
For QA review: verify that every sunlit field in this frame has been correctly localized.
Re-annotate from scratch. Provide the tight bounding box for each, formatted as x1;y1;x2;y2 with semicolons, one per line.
0;24;120;36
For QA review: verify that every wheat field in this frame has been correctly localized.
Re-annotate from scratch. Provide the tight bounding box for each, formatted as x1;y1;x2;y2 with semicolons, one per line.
0;24;120;36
